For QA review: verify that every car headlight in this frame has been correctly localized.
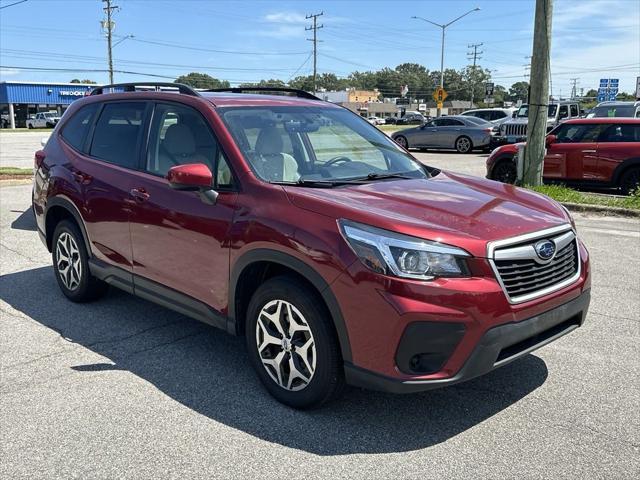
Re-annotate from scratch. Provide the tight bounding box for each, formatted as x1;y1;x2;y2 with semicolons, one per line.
339;220;471;280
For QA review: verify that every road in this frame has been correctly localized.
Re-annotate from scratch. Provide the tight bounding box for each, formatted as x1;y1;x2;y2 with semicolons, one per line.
1;183;639;479
0;130;489;177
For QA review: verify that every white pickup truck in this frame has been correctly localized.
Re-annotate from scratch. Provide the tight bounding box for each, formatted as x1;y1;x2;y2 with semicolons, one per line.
26;111;61;129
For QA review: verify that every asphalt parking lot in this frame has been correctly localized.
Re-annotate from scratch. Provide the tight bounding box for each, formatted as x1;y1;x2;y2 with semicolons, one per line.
1;179;639;478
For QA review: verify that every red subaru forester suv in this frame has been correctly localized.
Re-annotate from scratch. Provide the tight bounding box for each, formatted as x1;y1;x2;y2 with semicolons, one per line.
33;83;591;408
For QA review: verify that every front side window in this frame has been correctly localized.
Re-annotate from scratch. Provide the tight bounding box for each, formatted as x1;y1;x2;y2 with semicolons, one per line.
554;123;606;143
60;103;99;151
146;103;233;188
220;106;427;184
89;102;146;168
570;105;579;117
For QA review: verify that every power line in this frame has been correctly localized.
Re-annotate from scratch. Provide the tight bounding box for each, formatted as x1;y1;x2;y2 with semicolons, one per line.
305;11;324;93
0;0;28;10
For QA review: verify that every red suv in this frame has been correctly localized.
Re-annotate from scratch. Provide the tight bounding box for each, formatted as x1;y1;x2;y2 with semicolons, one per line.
33;83;591;408
487;118;640;194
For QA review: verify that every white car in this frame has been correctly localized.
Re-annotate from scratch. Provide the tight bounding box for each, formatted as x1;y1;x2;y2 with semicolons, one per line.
367;116;386;125
26;112;61;129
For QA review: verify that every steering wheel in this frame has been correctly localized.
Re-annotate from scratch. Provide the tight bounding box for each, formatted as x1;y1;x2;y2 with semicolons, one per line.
324;156;352;167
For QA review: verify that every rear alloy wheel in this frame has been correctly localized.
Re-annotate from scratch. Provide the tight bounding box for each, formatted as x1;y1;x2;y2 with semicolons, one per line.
620;167;640;195
492;159;517;184
246;276;344;409
52;220;108;302
455;136;473;153
395;135;409;149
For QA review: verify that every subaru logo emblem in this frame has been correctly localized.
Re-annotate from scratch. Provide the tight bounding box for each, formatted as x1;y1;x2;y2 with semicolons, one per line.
535;240;556;261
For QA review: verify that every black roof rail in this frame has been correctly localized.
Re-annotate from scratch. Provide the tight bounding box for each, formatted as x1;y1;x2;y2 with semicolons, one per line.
205;87;321;101
89;82;199;97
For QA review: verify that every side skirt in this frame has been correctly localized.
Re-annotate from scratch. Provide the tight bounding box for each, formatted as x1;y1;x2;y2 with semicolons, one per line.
89;258;228;332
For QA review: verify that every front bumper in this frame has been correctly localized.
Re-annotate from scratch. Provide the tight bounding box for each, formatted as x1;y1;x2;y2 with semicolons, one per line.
345;288;590;393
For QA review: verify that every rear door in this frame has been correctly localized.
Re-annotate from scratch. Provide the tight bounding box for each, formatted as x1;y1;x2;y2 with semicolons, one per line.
438;118;465;148
596;123;640;182
543;123;604;180
63;101;149;273
128;101;238;312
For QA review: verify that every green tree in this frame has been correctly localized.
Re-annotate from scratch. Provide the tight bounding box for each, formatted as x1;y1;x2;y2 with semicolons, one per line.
70;79;96;84
508;81;530;102
175;72;230;89
238;79;286;88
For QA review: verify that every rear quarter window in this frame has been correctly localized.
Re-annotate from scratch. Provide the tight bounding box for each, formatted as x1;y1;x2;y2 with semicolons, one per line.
60;103;99;151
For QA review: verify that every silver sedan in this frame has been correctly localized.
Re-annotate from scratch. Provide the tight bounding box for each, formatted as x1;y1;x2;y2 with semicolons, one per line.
392;115;495;153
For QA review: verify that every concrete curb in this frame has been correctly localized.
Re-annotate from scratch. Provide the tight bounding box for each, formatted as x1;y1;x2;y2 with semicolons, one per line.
562;201;640;218
0;178;32;186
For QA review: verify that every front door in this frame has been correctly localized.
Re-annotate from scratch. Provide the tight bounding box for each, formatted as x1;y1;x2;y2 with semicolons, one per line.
543;123;605;180
128;102;238;312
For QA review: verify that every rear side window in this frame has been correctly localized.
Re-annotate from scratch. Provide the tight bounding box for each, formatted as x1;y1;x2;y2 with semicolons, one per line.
60;103;99;151
600;124;640;142
570;105;579;117
89;102;146;168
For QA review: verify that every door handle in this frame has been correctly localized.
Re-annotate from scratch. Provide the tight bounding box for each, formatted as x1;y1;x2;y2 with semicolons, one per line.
130;187;150;203
582;150;596;153
72;172;92;184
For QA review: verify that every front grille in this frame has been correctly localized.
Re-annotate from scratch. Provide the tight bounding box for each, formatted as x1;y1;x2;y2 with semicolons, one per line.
503;123;527;137
491;228;580;303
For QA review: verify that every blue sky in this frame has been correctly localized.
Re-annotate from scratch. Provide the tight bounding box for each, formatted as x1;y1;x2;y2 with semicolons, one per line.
1;0;638;96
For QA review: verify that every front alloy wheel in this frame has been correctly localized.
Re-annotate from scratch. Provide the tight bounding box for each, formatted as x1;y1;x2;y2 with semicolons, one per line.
256;299;316;391
246;276;344;408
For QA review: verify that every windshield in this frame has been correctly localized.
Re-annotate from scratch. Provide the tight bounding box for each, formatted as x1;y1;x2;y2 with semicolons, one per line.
219;106;428;184
592;105;636;118
516;104;558;118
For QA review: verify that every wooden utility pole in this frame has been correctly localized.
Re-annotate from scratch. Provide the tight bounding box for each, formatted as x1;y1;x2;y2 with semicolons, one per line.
305;12;324;94
522;0;552;186
467;42;483;107
102;0;118;84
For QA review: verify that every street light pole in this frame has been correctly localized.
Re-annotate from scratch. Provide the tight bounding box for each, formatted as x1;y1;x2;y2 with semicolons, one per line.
412;7;480;117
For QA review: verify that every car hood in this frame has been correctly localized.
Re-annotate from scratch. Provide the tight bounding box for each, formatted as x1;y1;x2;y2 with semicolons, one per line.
284;171;569;257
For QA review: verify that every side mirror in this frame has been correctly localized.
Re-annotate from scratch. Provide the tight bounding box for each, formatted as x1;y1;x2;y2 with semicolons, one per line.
166;163;218;204
512;111;517;118
545;134;557;146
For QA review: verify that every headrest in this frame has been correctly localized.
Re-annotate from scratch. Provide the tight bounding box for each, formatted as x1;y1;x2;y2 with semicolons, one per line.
255;126;283;155
164;123;196;156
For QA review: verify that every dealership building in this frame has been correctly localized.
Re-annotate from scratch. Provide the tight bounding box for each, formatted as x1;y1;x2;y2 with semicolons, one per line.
0;81;96;128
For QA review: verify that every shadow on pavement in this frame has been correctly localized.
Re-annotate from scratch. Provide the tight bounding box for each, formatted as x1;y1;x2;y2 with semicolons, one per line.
0;266;548;455
10;208;37;232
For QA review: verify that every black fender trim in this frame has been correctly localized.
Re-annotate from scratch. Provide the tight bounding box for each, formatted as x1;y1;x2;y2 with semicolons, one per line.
89;258;227;331
44;197;91;254
229;249;352;362
612;157;640;185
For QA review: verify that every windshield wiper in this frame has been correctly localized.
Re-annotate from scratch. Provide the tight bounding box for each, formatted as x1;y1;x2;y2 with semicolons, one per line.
353;172;416;181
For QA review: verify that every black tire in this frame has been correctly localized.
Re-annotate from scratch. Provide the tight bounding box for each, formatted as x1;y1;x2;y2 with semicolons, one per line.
27;123;34;129
245;276;344;409
619;167;640;196
455;135;473;153
52;220;108;302
395;135;409;149
491;158;517;184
